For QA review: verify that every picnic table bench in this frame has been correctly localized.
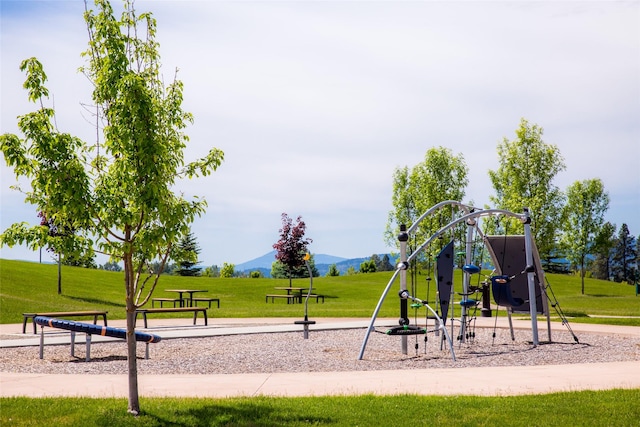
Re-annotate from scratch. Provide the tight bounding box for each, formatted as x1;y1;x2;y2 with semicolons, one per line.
22;310;108;334
265;294;299;303
266;287;325;304
135;306;208;328
192;297;220;308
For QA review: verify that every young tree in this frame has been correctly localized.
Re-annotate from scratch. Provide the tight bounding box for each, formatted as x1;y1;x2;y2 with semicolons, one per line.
611;224;637;284
488;118;566;263
560;179;609;294
272;213;313;286
326;264;340;277
220;262;235;278
174;231;202;277
385;147;468;250
202;265;220;278
0;1;223;415
591;222;617;280
359;258;377;273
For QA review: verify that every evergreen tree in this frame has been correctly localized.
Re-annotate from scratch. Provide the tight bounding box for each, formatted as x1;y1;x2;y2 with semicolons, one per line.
611;224;637;284
378;254;394;271
175;231;202;276
326;264;340;277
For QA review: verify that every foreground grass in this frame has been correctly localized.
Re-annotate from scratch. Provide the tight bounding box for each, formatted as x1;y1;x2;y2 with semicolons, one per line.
2;390;640;426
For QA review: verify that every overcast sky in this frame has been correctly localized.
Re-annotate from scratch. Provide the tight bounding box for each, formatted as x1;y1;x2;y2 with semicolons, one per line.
1;0;639;267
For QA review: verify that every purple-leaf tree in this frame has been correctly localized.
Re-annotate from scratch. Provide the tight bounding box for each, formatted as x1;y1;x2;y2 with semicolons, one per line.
273;213;312;286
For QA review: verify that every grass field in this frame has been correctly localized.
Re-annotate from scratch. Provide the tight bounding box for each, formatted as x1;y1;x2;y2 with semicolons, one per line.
0;259;640;326
1;258;639;425
1;259;638;325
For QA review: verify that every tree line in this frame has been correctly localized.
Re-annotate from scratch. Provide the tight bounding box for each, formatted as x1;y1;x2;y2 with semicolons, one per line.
384;118;638;294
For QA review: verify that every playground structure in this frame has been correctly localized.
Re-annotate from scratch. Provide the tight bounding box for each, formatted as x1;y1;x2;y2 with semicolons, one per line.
34;315;161;361
358;200;576;360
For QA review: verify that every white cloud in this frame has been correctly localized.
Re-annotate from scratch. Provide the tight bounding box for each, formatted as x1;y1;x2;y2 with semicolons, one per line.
1;0;638;266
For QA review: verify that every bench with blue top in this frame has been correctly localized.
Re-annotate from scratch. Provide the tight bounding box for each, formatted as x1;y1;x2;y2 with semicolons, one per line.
34;315;161;361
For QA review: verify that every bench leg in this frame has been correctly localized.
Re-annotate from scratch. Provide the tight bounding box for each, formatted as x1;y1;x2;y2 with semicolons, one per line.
70;331;76;358
203;310;208;326
86;334;91;362
39;326;45;359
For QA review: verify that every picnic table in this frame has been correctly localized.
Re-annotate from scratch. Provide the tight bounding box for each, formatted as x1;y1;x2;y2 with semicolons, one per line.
266;287;324;303
164;289;208;307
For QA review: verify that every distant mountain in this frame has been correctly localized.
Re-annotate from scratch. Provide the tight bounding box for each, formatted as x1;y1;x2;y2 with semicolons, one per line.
235;251;396;277
235;251;348;272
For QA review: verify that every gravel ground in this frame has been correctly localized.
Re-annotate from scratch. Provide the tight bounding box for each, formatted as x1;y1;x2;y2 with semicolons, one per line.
1;327;639;375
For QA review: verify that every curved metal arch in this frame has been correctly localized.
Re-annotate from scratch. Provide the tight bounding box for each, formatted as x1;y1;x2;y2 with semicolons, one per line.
407;208;526;265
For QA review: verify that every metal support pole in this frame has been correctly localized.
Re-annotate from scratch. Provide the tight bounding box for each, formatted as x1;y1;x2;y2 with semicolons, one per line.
523;208;539;346
460;217;475;342
398;224;409;355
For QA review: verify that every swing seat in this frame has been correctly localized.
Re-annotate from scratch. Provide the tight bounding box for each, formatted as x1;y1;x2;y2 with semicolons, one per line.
459;298;478;308
491;275;524;308
462;264;481;275
386;325;426;336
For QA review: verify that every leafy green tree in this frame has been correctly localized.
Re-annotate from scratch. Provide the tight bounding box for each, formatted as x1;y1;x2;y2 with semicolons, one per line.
271;255;319;279
611;224;637;284
326;263;340;277
359;259;376;273
202;265;220;278
174;231;202;277
347;266;357;275
272;213;313;286
38;211;96;293
0;1;223;415
591;222;616;280
488;118;566;263
385;147;468;250
220;262;235;278
101;261;122;272
560;179;609;294
250;270;263;278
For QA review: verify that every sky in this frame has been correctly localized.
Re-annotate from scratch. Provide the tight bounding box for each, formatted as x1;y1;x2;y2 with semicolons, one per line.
1;0;639;267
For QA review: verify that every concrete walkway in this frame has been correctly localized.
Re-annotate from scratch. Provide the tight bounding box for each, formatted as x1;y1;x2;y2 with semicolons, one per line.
1;317;639;398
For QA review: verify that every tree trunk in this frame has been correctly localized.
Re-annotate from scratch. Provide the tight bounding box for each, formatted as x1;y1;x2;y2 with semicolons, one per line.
123;252;140;415
580;255;585;295
126;307;139;415
57;252;62;295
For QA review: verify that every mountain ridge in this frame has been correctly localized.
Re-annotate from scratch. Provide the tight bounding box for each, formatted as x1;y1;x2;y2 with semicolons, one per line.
234;250;397;277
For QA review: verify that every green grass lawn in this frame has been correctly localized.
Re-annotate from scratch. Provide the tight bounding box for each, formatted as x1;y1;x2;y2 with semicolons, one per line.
1;259;638;325
2;390;640;426
1;259;639;424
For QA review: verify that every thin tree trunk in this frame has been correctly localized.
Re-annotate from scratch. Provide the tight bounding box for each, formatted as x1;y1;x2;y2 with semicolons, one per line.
57;252;62;295
124;252;140;415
